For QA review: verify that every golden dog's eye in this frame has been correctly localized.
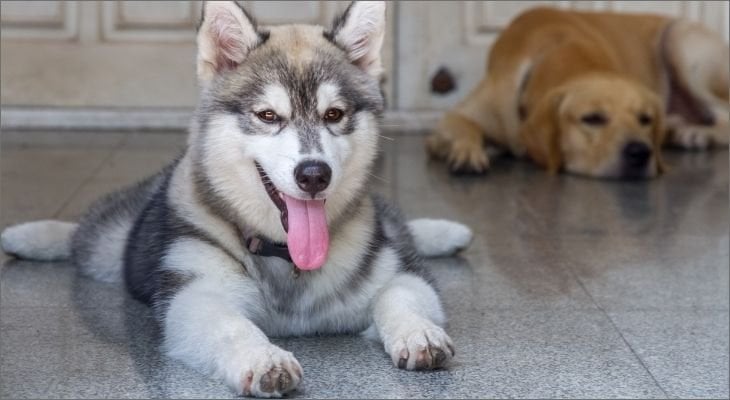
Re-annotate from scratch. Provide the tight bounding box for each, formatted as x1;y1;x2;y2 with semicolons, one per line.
256;110;279;123
638;113;652;126
580;112;608;126
324;108;344;123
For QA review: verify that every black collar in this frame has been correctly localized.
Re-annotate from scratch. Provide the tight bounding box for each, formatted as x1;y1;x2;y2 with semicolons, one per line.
238;227;300;278
244;236;292;263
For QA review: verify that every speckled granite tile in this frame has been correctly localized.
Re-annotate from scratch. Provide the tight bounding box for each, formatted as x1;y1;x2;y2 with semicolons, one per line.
0;304;233;399
608;310;729;399
273;309;666;399
553;234;729;311
424;246;595;311
0;260;126;309
0;132;727;398
0;303;666;399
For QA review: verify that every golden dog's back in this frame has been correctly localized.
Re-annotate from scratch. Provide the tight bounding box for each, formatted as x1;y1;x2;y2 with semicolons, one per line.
489;7;672;94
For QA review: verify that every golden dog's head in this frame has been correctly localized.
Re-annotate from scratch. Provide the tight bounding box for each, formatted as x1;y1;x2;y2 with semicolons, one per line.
521;74;666;179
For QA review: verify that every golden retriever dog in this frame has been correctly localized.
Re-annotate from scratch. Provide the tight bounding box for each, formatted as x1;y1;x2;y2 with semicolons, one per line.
427;7;729;179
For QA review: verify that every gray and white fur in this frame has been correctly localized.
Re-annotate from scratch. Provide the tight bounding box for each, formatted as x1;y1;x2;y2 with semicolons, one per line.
0;1;473;397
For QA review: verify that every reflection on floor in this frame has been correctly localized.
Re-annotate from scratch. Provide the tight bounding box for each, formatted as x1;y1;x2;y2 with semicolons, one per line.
1;131;728;398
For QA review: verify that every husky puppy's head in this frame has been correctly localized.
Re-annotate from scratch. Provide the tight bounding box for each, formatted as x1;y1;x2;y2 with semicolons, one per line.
191;1;386;270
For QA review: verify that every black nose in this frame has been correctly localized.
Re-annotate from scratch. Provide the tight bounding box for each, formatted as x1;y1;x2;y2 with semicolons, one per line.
622;141;652;168
294;160;332;195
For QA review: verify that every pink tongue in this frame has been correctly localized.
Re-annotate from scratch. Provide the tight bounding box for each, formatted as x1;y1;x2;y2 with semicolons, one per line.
283;195;329;270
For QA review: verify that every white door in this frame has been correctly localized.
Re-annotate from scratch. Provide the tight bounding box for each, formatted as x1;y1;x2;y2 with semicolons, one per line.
395;0;730;111
0;1;394;109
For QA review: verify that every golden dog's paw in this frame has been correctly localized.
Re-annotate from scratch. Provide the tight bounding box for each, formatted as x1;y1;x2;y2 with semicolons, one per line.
428;113;489;174
447;141;490;174
671;127;712;149
669;125;728;150
425;131;451;160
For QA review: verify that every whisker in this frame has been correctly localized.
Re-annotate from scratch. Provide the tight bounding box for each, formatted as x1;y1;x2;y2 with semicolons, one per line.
367;172;389;184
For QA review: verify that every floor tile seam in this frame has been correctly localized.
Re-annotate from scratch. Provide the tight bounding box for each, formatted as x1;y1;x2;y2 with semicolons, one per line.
52;135;131;218
563;258;671;398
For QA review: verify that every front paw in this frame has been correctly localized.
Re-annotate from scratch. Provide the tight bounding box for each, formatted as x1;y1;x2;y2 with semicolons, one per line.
447;141;490;175
446;141;489;175
427;113;489;174
230;345;303;398
385;323;455;370
670;126;712;149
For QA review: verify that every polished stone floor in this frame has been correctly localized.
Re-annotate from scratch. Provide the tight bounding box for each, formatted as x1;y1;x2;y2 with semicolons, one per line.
1;131;728;399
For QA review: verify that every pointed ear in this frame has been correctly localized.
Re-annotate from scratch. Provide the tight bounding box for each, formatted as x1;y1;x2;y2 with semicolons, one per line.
520;89;567;174
328;1;386;76
197;1;262;83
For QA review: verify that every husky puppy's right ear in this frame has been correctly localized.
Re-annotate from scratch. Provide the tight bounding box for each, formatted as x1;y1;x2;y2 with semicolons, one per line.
197;1;263;83
327;1;386;77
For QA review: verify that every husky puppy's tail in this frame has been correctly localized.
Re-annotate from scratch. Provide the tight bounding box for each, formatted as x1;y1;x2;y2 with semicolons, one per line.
1;220;78;261
407;219;473;257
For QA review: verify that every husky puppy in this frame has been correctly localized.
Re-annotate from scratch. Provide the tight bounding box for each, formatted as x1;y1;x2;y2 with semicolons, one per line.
1;1;473;397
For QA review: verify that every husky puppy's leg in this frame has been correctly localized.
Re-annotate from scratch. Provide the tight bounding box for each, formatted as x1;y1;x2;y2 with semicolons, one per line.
367;197;456;369
160;240;302;397
373;273;455;369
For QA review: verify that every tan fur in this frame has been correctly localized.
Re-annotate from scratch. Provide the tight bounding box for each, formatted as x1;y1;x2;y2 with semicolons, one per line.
427;7;729;178
263;25;328;65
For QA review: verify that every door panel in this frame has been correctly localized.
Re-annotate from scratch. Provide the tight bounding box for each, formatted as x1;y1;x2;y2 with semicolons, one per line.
100;1;202;42
0;0;78;40
0;1;394;109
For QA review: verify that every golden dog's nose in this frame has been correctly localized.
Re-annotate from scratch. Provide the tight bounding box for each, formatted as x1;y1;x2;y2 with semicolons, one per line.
622;141;652;168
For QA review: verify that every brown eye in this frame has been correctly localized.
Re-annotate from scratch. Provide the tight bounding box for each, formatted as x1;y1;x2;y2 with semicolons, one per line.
580;112;608;126
256;110;279;123
638;113;652;126
324;108;344;123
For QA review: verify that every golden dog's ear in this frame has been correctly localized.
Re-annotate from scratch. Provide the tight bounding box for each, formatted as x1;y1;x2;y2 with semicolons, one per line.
520;89;566;174
648;92;668;174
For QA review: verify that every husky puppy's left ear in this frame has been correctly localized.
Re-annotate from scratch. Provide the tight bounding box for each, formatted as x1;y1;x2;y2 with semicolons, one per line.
327;1;386;77
197;1;264;83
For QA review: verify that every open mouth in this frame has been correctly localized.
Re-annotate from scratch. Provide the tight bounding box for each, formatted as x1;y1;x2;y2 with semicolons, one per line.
256;161;288;232
255;161;330;270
